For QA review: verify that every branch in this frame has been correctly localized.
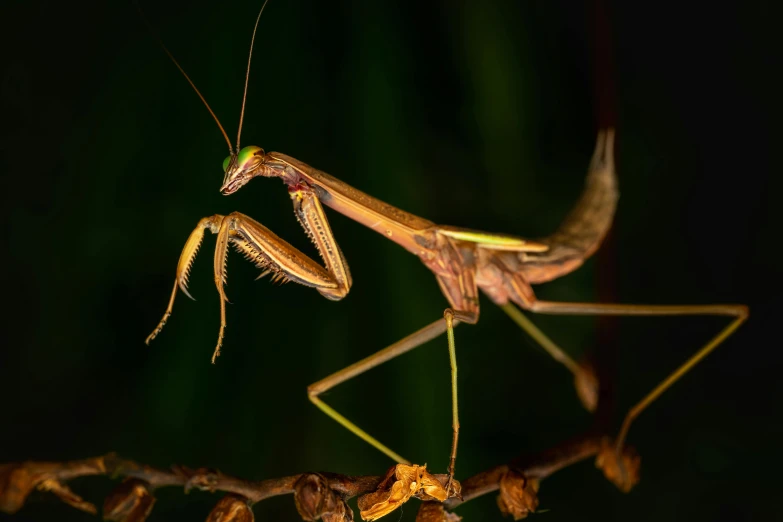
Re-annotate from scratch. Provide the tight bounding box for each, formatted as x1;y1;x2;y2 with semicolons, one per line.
0;432;639;521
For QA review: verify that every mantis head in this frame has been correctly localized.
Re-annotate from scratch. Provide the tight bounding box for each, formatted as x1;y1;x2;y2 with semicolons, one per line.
149;0;274;196
220;145;277;195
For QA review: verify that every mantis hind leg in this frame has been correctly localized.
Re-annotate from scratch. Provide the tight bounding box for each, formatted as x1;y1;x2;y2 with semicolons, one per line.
513;296;748;490
525;300;748;448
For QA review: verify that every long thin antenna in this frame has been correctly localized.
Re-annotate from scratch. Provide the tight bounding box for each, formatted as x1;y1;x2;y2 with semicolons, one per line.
135;1;234;155
236;0;271;151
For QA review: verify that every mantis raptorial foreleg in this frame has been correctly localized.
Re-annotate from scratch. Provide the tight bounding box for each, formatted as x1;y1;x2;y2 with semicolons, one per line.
145;189;351;362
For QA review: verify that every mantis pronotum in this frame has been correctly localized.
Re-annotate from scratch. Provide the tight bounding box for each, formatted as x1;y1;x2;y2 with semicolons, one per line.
143;0;748;510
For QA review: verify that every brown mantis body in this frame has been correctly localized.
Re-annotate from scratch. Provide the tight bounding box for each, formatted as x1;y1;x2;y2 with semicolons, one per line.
143;1;748;513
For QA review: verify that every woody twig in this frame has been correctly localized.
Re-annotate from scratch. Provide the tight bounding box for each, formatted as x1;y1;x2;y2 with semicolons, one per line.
0;431;639;521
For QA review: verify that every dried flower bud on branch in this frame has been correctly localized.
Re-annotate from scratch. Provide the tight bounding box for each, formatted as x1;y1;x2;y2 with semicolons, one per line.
495;470;539;520
103;478;156;522
594;437;641;493
294;473;352;521
206;494;255;522
357;464;460;521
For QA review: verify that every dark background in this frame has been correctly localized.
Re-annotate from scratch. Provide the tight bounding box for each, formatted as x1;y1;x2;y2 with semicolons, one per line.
1;1;778;520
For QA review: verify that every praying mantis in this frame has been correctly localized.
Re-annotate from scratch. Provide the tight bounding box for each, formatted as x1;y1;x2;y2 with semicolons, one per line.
143;0;748;506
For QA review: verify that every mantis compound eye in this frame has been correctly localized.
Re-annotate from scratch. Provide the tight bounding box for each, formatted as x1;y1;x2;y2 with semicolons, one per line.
219;146;266;195
237;145;264;170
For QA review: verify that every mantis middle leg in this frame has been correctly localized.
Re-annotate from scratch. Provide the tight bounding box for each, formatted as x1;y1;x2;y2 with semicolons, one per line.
308;267;479;483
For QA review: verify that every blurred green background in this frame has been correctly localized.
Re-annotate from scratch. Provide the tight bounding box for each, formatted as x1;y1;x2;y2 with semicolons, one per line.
0;1;777;520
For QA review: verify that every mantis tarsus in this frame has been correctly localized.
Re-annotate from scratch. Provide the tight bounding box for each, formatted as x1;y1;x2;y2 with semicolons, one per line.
143;0;748;508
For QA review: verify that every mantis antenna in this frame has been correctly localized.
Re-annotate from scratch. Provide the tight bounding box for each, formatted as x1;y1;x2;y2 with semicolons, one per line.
135;1;234;155
236;0;271;151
